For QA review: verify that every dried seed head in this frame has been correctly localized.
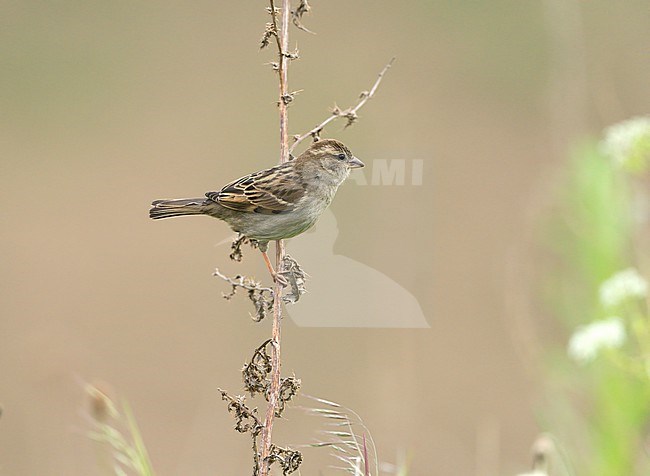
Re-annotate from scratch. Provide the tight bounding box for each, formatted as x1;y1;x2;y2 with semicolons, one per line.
260;22;277;49
218;389;262;436
273;376;301;416
242;340;273;396
280;255;307;304
267;444;303;475
230;234;257;262
85;382;117;422
292;0;314;34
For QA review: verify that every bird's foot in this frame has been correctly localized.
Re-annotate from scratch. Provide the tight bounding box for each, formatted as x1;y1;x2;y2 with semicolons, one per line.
272;271;290;288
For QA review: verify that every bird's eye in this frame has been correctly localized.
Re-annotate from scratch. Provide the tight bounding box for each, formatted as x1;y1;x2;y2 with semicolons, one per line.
337;153;346;161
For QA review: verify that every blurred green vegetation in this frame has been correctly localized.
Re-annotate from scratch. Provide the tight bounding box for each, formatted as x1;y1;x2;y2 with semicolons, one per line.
541;119;650;475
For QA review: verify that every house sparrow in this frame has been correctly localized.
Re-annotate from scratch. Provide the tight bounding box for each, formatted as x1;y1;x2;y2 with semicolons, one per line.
150;139;364;281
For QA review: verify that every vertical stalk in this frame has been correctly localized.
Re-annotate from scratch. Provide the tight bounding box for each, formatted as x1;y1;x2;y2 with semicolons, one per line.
277;0;291;164
259;1;290;474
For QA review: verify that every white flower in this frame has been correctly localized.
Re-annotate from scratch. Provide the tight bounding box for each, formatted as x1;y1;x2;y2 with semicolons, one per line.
601;116;650;171
568;317;626;364
599;268;648;308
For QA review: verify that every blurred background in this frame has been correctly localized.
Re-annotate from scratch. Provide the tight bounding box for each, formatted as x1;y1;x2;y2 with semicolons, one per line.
2;1;650;474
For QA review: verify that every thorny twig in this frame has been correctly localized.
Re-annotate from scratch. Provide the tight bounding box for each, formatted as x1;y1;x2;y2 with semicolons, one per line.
224;1;390;474
213;269;274;322
259;0;292;474
289;57;395;154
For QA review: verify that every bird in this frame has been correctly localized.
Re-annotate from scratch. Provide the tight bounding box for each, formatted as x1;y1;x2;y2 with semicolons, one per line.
149;139;364;282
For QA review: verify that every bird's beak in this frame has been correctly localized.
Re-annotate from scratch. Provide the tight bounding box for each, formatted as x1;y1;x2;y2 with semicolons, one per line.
348;156;365;168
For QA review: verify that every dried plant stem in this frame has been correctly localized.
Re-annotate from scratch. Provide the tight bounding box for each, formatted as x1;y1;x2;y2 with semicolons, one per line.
289;57;395;154
259;0;291;474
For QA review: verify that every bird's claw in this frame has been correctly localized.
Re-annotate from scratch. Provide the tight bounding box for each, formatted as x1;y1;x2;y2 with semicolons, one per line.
273;272;290;287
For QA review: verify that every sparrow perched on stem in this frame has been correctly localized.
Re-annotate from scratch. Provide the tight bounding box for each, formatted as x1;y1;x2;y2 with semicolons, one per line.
150;139;364;281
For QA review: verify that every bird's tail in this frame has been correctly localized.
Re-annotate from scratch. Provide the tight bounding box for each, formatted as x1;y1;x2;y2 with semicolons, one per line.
149;198;208;220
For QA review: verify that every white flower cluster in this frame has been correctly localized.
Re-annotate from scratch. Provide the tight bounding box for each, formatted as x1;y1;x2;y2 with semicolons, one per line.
599;268;648;308
601;116;650;169
568;317;626;364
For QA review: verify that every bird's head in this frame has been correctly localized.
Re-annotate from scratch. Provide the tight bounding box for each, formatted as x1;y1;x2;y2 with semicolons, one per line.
299;138;365;173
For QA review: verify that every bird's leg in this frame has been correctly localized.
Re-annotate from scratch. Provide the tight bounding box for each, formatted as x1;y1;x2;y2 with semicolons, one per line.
261;250;276;279
260;248;288;287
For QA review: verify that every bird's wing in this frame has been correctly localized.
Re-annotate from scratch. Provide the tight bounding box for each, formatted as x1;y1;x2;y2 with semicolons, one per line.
206;163;306;215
